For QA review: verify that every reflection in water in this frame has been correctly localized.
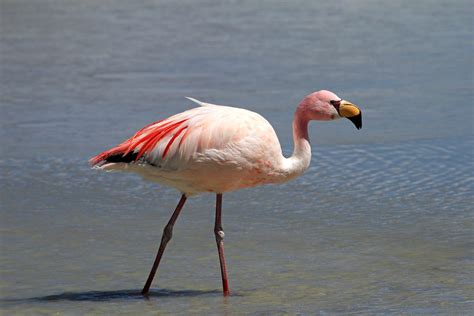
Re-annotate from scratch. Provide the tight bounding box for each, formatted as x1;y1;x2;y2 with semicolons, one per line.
4;289;221;303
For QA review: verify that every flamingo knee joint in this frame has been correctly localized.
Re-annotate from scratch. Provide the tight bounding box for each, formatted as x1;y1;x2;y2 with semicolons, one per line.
162;225;173;242
215;229;225;241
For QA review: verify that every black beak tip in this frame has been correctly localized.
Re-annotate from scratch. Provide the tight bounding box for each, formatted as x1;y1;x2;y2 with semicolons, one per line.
348;113;362;130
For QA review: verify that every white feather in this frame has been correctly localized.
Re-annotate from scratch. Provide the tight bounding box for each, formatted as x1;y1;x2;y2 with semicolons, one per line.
185;97;215;107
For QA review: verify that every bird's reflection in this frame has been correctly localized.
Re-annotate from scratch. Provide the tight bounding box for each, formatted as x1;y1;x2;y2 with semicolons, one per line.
3;289;222;303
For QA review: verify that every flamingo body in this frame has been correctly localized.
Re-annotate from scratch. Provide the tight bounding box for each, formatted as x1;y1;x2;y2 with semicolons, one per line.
90;90;362;296
92;99;301;195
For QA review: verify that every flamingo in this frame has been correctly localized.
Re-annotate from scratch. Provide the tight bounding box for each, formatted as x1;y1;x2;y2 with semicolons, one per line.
90;90;362;296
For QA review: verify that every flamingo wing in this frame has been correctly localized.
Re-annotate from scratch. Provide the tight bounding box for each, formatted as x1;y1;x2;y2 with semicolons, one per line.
90;101;281;173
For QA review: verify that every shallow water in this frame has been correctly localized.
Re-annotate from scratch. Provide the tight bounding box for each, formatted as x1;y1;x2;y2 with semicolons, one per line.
1;0;473;314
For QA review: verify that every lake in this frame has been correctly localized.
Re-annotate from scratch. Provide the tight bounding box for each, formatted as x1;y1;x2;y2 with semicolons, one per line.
1;0;472;314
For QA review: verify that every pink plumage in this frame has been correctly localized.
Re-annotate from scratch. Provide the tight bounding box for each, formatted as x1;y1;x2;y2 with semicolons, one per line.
90;90;362;296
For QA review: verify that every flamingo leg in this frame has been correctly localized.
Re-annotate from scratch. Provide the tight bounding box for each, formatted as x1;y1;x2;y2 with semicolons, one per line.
214;193;230;296
141;194;187;296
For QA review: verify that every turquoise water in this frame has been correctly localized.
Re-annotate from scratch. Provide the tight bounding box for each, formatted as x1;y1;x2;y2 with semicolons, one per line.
1;0;473;314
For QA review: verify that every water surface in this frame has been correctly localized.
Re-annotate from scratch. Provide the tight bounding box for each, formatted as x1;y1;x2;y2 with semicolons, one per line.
1;0;473;314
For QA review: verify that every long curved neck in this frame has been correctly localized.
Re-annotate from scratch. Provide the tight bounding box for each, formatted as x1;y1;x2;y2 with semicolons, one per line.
279;110;312;181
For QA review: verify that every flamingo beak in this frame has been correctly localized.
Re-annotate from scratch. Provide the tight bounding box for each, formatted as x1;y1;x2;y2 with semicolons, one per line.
339;100;362;130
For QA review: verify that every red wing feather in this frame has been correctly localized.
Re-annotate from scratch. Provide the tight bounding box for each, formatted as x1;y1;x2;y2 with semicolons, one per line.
163;125;188;158
90;118;189;166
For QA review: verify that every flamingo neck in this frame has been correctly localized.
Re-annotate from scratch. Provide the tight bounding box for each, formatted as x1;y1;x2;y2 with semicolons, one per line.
280;111;312;181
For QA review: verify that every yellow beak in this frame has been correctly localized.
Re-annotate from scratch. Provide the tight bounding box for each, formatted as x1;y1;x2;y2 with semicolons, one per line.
339;100;362;129
339;100;361;117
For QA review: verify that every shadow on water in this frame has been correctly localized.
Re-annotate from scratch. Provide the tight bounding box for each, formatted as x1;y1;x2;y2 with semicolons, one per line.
2;288;223;304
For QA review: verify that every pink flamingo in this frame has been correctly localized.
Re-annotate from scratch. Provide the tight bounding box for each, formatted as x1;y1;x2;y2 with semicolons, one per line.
90;90;362;296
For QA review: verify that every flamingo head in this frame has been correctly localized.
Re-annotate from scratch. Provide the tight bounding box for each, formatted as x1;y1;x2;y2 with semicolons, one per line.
298;90;362;129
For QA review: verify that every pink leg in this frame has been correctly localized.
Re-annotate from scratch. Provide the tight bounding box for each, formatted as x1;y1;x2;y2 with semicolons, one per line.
214;193;230;296
141;194;187;296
